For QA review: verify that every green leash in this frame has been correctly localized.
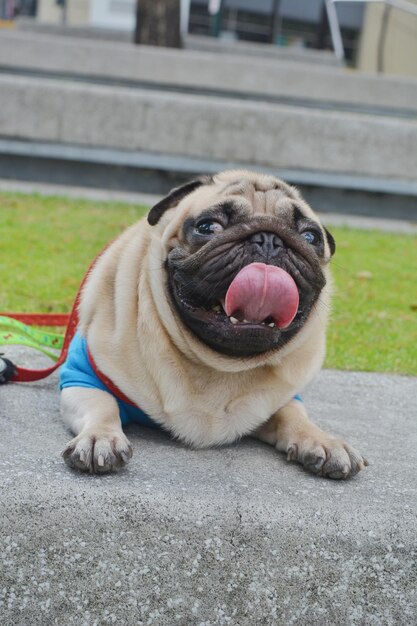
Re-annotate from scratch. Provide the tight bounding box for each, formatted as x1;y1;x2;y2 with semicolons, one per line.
0;316;64;362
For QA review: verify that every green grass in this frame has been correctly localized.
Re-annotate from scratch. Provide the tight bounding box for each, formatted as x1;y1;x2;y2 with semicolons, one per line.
0;193;148;312
0;192;416;375
326;227;417;376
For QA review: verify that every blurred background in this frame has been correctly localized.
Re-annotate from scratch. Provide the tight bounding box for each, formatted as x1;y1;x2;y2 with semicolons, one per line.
2;0;417;74
0;0;416;220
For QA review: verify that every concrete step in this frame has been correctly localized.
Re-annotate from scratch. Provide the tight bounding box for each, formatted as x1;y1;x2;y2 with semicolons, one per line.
1;31;416;117
185;33;343;67
1;35;416;220
1;350;416;625
1;73;416;182
1;137;417;222
13;18;342;67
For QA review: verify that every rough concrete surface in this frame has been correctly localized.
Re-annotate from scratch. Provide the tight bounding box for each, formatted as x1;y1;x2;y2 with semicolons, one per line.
0;347;416;626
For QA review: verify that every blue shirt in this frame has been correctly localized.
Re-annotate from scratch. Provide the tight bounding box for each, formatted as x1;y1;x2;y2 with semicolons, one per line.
59;332;158;428
60;332;302;428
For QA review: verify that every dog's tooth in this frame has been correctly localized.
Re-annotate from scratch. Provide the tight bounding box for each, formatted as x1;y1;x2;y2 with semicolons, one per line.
230;316;239;324
243;319;249;323
268;322;275;328
212;304;221;312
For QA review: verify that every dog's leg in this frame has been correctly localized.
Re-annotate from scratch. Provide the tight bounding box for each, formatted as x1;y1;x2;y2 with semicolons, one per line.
61;387;133;473
254;398;368;479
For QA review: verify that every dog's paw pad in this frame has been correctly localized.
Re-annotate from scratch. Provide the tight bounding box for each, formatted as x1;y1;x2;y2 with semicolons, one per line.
62;431;132;474
302;447;327;473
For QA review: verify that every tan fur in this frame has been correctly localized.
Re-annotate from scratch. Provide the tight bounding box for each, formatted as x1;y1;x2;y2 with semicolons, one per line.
62;170;367;478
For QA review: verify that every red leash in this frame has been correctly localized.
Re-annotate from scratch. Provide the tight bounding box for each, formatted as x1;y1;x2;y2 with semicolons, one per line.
4;313;70;326
0;243;111;384
3;280;81;383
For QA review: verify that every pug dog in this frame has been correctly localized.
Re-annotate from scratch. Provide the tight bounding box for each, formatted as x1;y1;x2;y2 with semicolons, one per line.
61;170;367;479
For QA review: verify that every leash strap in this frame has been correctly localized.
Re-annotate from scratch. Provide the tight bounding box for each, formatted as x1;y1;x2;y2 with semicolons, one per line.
1;313;70;326
0;243;111;384
2;296;80;383
0;315;65;359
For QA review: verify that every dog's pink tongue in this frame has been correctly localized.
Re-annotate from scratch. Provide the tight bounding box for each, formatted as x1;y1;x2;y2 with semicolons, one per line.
225;263;299;329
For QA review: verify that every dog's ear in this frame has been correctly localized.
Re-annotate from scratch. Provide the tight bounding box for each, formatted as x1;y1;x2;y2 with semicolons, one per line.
324;227;336;256
147;176;212;226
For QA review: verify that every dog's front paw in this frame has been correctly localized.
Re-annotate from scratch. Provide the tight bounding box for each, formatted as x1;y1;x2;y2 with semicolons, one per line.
286;436;368;480
62;430;133;474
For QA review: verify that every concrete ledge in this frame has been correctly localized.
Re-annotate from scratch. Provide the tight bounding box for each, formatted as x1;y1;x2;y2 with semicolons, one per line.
13;19;341;67
1;74;416;182
0;31;416;116
0;354;416;625
1;138;417;221
14;17;132;43
1;139;417;222
185;33;342;66
2;138;417;197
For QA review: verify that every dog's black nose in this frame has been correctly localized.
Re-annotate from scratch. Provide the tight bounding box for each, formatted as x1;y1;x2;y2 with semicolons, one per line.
249;231;284;257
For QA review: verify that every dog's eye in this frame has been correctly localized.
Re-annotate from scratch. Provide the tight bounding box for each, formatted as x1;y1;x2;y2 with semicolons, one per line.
301;230;319;245
195;221;224;236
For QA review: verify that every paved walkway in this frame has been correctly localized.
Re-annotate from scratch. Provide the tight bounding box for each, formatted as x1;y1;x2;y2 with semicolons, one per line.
1;178;416;234
1;346;416;625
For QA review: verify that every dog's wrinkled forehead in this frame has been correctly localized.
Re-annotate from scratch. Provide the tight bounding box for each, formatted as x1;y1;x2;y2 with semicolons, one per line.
187;170;315;222
148;170;319;229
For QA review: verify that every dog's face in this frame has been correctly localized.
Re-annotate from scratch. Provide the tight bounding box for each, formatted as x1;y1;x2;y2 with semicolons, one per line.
148;170;335;358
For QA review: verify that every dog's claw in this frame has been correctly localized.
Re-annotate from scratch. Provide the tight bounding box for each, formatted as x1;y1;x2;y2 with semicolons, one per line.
286;444;298;462
62;431;132;474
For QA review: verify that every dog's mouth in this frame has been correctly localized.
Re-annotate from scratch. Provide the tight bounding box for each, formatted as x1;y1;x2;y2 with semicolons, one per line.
172;287;299;357
189;262;299;332
167;224;326;357
170;262;313;357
